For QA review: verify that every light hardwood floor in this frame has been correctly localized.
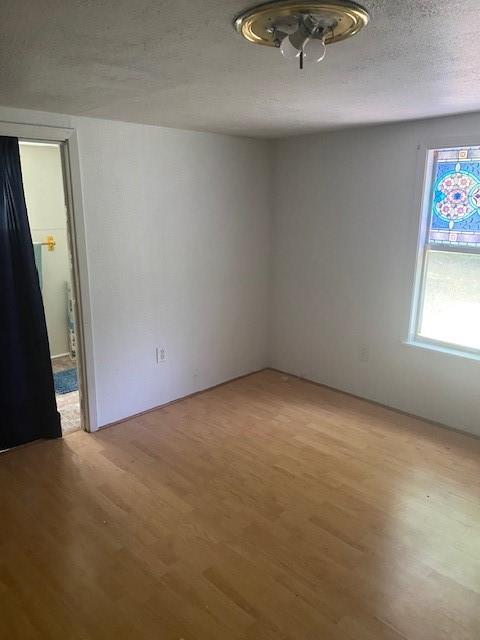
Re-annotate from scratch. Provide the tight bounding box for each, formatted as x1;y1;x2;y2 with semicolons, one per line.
1;369;479;640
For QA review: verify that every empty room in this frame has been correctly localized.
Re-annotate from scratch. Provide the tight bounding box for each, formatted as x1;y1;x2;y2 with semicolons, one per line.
0;2;479;639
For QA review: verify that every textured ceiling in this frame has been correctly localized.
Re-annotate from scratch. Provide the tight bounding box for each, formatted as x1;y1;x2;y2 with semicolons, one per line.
1;0;480;137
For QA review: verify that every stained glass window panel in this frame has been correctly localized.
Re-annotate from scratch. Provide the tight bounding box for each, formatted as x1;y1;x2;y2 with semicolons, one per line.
429;146;480;248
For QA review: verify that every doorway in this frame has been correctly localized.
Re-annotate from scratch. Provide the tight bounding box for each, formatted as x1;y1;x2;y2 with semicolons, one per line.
19;140;85;435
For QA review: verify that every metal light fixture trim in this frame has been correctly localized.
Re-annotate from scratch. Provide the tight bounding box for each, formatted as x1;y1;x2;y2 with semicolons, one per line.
234;0;370;49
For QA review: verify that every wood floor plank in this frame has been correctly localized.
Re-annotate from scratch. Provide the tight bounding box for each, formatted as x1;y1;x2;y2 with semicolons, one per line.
1;370;479;639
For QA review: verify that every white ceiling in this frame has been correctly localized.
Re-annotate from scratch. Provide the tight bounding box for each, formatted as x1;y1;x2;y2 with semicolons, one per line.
1;0;480;138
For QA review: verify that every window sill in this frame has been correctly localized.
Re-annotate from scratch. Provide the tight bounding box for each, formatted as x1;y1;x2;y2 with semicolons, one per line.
403;339;480;362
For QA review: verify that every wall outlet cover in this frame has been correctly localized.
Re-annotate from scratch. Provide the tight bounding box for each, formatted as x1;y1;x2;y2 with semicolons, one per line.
156;347;167;363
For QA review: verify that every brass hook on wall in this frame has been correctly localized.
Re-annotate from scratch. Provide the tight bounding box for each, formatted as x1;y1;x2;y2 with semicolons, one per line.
40;235;56;251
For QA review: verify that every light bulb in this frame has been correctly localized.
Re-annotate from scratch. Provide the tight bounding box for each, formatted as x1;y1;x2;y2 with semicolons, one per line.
303;37;326;63
280;36;301;60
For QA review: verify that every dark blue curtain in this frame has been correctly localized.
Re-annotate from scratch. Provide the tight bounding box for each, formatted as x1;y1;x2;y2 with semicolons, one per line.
0;136;61;448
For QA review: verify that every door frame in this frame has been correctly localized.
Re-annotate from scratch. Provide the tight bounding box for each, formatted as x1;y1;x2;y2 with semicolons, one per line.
0;121;97;432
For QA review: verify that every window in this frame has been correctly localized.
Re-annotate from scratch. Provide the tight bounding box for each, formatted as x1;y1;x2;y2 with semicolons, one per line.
411;145;480;355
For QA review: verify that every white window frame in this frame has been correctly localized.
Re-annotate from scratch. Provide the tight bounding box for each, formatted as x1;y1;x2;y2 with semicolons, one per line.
407;137;480;360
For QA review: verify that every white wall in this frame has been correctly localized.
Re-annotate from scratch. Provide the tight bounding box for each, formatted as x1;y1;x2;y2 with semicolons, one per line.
271;113;480;437
77;118;271;428
0;106;271;429
20;143;71;357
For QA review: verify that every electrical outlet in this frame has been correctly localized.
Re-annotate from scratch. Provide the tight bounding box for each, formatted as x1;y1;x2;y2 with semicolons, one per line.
155;347;167;364
358;344;369;362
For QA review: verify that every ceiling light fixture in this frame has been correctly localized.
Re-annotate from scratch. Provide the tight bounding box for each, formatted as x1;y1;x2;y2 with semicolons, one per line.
234;1;370;69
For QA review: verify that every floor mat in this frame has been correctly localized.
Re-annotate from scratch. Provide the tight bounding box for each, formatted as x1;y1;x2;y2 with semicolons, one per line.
53;367;78;394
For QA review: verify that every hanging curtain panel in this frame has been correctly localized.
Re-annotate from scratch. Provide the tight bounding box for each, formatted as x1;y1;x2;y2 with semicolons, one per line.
0;136;61;448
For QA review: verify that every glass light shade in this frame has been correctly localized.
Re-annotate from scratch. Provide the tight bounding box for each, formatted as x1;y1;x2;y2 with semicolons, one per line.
280;36;300;60
303;37;326;63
